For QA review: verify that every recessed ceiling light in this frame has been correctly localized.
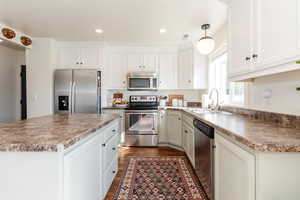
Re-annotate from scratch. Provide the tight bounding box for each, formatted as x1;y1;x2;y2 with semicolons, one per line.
160;29;167;34
95;29;103;34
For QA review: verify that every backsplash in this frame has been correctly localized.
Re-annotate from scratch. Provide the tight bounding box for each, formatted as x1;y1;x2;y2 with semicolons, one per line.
221;106;300;129
103;89;207;106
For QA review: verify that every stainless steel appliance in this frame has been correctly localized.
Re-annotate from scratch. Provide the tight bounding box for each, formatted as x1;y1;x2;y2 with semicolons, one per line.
124;95;159;146
127;72;158;91
54;69;101;114
194;119;215;200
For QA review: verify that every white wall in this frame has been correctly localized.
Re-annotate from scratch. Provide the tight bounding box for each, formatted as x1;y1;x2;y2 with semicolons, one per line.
246;71;300;115
0;45;25;122
26;38;57;118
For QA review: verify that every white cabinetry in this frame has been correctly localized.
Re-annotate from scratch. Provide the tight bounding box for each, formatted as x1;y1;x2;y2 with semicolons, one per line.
103;109;125;144
159;53;178;89
127;52;158;72
228;0;254;76
254;0;299;69
167;111;182;147
64;134;101;200
227;0;300;81
182;113;195;166
58;46;102;68
214;133;255;200
158;110;168;143
104;52;127;89
178;44;207;89
63;119;120;200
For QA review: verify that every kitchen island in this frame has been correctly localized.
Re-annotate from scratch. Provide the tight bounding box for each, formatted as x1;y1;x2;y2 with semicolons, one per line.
0;114;121;200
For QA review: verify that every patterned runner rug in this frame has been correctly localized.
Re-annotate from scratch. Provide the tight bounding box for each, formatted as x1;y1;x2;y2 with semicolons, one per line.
113;156;208;200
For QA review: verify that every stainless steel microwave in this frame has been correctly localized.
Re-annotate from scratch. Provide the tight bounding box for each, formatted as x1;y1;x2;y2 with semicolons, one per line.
127;72;158;91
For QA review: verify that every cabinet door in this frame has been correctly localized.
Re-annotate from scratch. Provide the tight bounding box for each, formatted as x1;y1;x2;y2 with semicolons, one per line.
167;111;182;147
178;50;193;89
80;47;100;67
182;124;189;152
64;135;101;200
254;0;299;69
215;133;255;200
187;127;195;167
58;47;81;67
143;53;158;72
127;53;143;72
228;0;254;76
159;54;178;89
106;53;127;89
158;110;168;143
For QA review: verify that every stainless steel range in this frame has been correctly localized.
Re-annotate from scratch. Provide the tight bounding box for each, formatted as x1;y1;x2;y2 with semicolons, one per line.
124;95;159;147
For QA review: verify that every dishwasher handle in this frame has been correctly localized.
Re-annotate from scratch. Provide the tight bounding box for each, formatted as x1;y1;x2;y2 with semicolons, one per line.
193;119;214;139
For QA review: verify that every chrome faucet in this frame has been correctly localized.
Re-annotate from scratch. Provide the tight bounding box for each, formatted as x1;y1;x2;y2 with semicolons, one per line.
209;88;220;112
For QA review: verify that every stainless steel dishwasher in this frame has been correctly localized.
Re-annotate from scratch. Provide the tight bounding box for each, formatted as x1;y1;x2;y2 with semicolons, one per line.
193;118;215;200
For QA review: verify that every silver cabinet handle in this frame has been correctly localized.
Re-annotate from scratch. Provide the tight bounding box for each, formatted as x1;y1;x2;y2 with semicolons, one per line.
112;147;116;151
76;62;79;65
252;54;258;59
184;130;188;133
80;62;83;65
112;170;116;174
245;57;251;61
102;143;106;147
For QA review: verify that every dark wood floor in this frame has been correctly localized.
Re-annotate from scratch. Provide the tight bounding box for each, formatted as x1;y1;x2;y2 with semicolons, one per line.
104;147;186;200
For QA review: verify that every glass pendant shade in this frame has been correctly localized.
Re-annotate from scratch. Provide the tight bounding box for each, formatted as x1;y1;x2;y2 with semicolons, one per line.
197;36;215;55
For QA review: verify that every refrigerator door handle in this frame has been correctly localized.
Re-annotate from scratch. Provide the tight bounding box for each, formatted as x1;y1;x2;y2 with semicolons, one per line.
68;81;72;114
72;81;76;114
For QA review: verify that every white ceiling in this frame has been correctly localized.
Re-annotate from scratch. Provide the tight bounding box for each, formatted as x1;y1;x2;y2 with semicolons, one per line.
0;0;227;45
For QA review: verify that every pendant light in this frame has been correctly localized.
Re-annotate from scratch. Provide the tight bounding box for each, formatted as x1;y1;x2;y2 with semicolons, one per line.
197;24;215;55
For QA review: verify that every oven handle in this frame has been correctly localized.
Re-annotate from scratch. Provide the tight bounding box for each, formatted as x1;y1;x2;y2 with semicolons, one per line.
125;110;158;114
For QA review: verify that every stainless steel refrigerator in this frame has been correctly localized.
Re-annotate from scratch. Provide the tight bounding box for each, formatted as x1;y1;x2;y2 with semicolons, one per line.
54;69;101;114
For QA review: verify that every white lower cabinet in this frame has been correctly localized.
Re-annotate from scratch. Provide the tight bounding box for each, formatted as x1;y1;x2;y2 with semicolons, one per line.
166;111;182;147
103;109;125;144
214;133;255;200
64;134;102;200
159;110;168;143
64;119;120;200
182;122;195;166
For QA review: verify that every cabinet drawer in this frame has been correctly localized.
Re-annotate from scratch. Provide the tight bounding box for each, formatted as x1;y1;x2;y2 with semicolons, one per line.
102;120;119;143
102;133;119;172
102;156;118;196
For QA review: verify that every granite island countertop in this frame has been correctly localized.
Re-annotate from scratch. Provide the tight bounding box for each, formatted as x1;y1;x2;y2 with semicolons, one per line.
0;114;120;152
166;107;300;153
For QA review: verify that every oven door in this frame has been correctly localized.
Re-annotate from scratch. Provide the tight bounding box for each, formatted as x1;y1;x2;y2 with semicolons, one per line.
125;110;158;135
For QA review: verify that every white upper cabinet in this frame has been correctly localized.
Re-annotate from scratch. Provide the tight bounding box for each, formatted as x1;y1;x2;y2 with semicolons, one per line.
80;47;101;67
159;53;178;89
57;43;103;68
227;0;300;81
178;44;208;89
104;52;127;89
127;53;143;71
253;0;299;69
228;0;254;76
59;47;81;67
127;52;158;72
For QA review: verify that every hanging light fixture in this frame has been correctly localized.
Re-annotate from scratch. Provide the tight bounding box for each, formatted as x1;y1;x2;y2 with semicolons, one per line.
197;24;215;55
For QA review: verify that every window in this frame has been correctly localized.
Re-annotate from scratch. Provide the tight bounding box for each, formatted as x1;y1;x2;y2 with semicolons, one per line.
209;51;245;105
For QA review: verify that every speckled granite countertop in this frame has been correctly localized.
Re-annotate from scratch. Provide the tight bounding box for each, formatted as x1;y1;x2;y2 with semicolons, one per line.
0;114;119;152
167;107;300;153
